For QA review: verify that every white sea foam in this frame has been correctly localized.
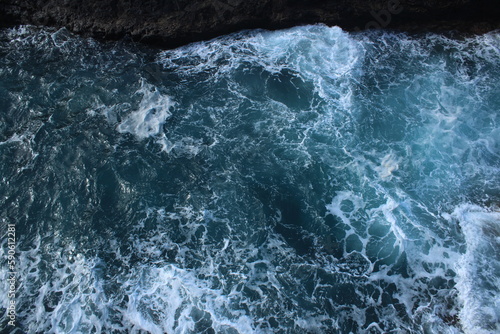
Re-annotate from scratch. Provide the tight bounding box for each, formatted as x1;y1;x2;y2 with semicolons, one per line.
326;191;365;227
158;25;363;106
6;234;258;334
0;133;23;145
119;265;255;334
375;153;400;180
156;134;204;157
116;81;176;139
0;236;110;333
448;204;500;334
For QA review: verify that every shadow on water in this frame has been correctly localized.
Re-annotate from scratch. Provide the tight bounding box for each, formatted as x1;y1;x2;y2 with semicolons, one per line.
250;181;316;258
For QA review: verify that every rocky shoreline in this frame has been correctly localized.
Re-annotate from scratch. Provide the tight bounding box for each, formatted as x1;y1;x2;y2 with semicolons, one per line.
1;0;499;48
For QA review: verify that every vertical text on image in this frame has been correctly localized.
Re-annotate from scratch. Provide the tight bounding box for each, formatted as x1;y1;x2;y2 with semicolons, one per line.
6;223;17;327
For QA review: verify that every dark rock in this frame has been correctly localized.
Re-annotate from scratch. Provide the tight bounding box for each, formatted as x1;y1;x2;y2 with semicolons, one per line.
1;0;499;48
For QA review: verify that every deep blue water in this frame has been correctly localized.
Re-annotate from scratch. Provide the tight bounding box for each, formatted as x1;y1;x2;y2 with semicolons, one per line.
0;25;499;333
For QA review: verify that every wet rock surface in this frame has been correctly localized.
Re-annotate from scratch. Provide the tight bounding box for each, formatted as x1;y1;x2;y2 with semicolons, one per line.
1;0;499;48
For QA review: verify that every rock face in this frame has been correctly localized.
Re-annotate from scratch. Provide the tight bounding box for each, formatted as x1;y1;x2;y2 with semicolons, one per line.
1;0;499;48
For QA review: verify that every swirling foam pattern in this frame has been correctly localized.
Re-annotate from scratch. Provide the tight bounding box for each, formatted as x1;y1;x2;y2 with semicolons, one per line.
0;25;499;333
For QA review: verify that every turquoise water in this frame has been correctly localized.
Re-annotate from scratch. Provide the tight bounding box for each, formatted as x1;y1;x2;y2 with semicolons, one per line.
0;25;499;333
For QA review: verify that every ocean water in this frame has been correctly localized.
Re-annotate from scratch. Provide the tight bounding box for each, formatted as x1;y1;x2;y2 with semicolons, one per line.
0;24;499;334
